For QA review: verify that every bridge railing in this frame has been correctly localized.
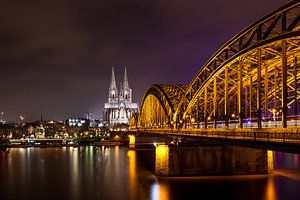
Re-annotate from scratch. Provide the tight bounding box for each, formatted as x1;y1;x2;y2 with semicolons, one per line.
134;127;300;144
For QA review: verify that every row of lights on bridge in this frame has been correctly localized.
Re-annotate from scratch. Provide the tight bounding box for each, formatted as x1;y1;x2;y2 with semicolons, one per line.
140;109;287;127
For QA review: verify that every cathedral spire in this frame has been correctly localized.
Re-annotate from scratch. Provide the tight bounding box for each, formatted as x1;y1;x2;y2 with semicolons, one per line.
108;67;118;103
103;66;138;127
110;67;117;90
123;67;129;89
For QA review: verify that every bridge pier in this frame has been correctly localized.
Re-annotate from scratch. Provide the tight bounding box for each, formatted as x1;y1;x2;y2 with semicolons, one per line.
155;144;169;176
128;134;135;149
155;144;273;177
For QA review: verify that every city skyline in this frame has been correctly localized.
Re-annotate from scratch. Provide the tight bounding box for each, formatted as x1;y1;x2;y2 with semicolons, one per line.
0;0;288;122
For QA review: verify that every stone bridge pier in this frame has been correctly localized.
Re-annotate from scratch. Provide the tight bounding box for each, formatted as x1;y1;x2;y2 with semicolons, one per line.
155;144;273;176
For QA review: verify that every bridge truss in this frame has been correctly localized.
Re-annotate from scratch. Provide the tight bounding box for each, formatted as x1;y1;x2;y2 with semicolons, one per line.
133;0;300;130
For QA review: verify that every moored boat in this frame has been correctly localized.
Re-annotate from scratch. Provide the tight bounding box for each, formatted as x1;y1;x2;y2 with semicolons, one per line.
0;138;10;150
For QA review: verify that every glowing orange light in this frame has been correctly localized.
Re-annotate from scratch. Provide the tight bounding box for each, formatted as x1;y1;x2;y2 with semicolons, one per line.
129;135;135;146
155;144;169;176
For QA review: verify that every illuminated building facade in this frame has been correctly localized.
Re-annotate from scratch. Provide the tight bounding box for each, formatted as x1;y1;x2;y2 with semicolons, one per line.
66;118;89;127
35;124;45;138
103;67;139;127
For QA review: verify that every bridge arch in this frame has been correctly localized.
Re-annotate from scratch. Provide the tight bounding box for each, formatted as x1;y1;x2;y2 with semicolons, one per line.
129;112;139;130
174;0;300;129
131;1;300;130
138;84;187;128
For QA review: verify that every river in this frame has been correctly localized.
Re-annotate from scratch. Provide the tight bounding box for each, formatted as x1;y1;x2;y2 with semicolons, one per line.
0;146;299;200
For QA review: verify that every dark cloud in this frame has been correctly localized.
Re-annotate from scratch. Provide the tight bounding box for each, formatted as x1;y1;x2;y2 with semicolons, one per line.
0;0;289;122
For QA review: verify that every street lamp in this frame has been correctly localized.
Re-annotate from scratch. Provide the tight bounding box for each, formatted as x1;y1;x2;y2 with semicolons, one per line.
271;108;278;127
191;118;195;129
271;109;276;121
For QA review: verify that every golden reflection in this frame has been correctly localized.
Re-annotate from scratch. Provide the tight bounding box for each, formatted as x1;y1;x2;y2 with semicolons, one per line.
158;183;169;200
127;150;137;200
265;176;277;200
150;182;170;200
71;147;80;200
26;148;32;172
89;146;94;174
129;135;135;149
114;146;120;176
155;144;169;176
267;150;274;174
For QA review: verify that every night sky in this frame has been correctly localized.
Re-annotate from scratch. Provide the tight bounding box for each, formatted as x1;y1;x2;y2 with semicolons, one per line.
0;0;289;122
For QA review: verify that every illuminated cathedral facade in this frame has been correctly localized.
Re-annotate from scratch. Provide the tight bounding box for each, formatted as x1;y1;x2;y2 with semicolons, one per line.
103;67;139;127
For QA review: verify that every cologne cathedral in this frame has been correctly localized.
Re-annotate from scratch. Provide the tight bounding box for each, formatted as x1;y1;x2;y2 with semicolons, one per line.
103;67;139;128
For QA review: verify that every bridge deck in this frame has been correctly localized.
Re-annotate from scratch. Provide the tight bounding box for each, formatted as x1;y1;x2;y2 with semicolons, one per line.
131;128;300;153
135;128;300;142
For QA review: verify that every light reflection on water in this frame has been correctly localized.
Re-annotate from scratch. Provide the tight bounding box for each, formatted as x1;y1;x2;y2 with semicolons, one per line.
128;150;137;200
274;151;300;170
265;176;277;200
0;146;299;200
70;146;79;200
150;182;170;200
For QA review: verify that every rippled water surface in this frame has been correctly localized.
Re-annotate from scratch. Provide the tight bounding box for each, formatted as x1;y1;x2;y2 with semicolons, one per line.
0;146;299;200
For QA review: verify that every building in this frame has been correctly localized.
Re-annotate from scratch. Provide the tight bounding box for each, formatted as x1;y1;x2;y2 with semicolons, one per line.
35;124;45;138
66;118;90;127
103;67;139;128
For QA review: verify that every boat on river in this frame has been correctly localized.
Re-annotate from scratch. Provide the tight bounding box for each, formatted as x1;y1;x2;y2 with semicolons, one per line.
93;140;123;146
0;138;10;150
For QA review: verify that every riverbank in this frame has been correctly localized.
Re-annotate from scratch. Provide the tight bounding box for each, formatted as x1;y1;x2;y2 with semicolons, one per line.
1;139;128;149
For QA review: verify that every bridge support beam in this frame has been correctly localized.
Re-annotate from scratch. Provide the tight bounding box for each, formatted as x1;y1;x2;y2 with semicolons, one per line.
225;65;229;128
282;39;288;128
196;97;199;129
257;48;262;129
294;56;298;119
249;66;253;126
264;61;269;120
204;86;208;129
214;77;217;128
238;60;243;128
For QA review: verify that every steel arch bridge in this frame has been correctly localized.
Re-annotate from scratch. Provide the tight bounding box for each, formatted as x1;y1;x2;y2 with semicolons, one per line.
130;84;188;129
131;0;300;131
